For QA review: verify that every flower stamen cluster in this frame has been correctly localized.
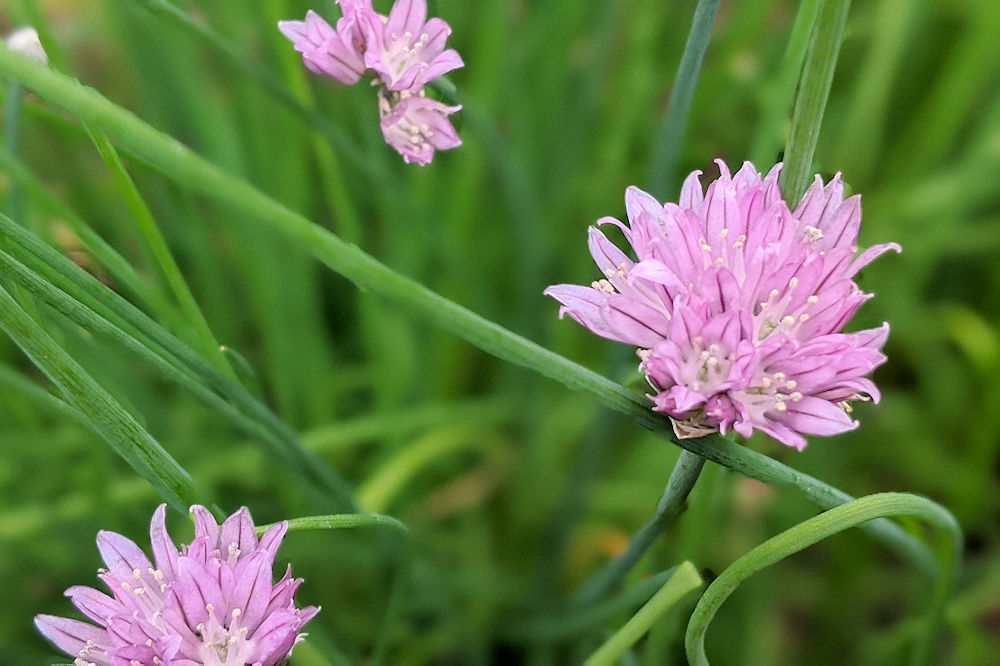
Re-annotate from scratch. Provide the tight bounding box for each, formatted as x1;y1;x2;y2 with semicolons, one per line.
546;160;900;450
279;0;463;165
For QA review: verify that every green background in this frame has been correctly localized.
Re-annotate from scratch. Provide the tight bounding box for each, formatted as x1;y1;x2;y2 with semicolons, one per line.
1;0;998;663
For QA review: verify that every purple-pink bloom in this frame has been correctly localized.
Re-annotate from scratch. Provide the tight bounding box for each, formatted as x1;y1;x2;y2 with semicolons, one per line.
545;160;900;450
35;505;318;665
358;0;464;92
379;92;462;166
278;8;369;85
280;1;464;165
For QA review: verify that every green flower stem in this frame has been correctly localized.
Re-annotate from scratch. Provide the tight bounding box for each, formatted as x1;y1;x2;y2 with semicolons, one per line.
573;449;706;605
646;0;721;196
0;46;934;573
86;128;235;380
779;0;852;202
0;279;196;512
685;492;962;666
585;561;703;666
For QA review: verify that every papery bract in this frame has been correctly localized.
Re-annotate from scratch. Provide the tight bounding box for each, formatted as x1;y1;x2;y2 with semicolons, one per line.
35;504;318;666
545;160;900;449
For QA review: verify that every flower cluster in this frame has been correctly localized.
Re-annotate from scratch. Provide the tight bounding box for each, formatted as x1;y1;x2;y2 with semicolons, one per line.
35;505;318;665
279;0;463;165
545;160;900;450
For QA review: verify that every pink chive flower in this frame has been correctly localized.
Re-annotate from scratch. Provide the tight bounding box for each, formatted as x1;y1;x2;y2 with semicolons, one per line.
358;0;464;92
278;7;369;85
379;92;462;165
545;160;900;450
35;505;318;665
279;0;463;165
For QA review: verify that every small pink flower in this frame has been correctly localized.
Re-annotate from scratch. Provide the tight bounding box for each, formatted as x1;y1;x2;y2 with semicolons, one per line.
359;0;464;92
379;92;462;165
35;505;318;665
546;160;900;450
279;1;464;164
278;7;370;85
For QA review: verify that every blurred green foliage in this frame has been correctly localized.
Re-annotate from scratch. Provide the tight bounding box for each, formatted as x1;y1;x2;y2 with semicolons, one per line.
0;0;998;663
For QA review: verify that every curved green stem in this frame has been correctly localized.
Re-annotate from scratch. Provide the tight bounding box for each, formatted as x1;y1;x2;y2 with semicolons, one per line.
0;45;934;573
685;492;962;665
574;449;706;605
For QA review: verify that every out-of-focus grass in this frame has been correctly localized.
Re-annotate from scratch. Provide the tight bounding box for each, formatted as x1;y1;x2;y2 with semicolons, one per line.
1;0;998;663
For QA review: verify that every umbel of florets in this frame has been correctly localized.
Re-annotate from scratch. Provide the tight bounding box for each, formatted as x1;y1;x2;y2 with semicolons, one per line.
546;160;900;450
35;505;318;666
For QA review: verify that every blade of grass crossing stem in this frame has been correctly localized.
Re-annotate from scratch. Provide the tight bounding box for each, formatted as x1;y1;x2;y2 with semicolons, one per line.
684;493;962;666
585;562;703;666
86;128;235;380
0;46;936;573
779;0;852;203
0;281;196;512
645;0;721;197
0;214;355;510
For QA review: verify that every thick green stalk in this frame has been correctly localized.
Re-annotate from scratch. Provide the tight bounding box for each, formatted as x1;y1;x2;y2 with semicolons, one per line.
685;492;962;665
0;45;935;573
779;0;852;202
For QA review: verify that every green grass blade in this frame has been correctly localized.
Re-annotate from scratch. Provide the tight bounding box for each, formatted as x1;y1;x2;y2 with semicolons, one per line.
586;561;703;666
645;0;721;197
0;279;196;511
779;0;852;202
749;0;822;165
0;214;355;510
685;492;962;665
0;148;174;319
86;128;234;379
